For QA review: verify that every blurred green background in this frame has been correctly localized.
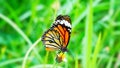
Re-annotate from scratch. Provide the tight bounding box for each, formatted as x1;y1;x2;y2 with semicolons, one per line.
0;0;120;68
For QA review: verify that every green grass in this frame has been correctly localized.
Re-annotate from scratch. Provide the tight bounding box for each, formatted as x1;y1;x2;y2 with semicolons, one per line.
0;0;120;68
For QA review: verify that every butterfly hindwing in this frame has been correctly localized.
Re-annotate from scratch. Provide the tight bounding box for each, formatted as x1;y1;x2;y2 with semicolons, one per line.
42;29;63;51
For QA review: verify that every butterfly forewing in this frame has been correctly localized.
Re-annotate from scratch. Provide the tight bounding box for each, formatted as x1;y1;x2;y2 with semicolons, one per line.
52;15;71;49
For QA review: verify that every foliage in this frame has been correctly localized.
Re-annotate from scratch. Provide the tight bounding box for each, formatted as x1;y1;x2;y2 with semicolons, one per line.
0;0;120;68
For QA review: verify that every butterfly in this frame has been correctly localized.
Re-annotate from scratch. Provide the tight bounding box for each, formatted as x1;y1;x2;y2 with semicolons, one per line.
41;15;71;62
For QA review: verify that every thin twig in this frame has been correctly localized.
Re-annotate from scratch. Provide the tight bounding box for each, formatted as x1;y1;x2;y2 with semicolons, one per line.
22;38;41;68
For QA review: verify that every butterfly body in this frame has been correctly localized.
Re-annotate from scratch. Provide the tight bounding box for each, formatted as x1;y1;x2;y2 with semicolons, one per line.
42;15;71;62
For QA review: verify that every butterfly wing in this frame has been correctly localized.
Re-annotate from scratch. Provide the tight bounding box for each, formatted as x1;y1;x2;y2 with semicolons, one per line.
42;15;71;63
42;15;71;52
42;29;63;51
52;15;72;49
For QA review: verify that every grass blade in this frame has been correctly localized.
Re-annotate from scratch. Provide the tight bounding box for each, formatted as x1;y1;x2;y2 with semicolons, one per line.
83;0;93;67
92;33;102;68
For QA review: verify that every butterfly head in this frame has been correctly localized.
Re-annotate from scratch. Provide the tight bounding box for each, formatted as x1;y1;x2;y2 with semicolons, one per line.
61;47;68;52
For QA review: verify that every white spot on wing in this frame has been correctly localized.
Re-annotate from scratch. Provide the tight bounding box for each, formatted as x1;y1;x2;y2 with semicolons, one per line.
55;20;71;28
64;20;71;28
60;20;64;24
57;20;60;23
68;29;71;32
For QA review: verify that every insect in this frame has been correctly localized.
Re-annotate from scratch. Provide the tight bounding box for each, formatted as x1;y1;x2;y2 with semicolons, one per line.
42;15;71;62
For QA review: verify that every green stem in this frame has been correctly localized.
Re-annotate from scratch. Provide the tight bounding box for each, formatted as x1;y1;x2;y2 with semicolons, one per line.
22;38;41;68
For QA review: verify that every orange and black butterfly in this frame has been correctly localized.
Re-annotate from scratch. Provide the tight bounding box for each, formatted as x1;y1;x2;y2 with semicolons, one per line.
42;15;71;62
